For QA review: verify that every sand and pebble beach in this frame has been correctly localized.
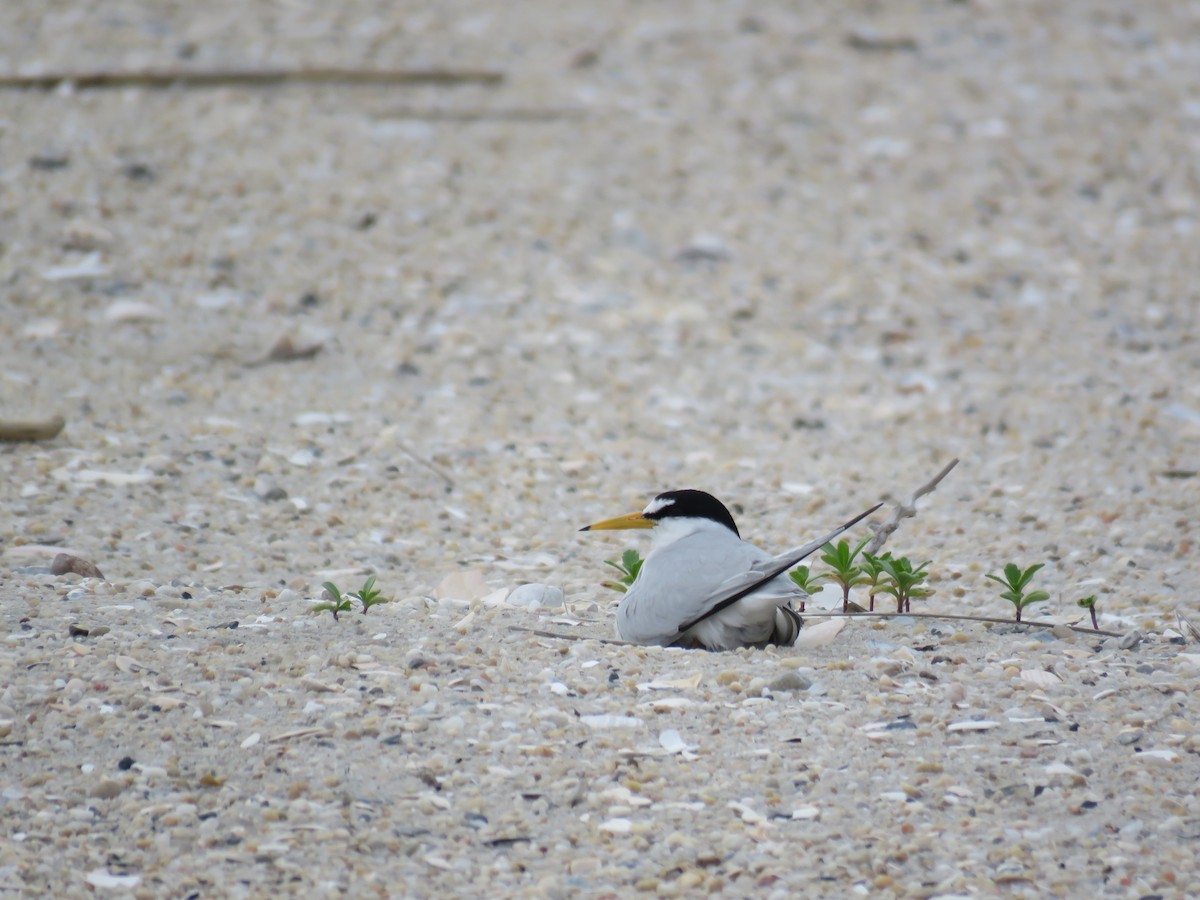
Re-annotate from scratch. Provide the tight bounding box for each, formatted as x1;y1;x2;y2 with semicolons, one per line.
2;2;1199;896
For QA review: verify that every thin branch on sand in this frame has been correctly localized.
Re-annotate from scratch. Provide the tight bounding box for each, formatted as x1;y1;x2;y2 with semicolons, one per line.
866;457;959;555
395;440;455;493
0;67;504;91
509;625;630;645
516;610;1124;644
373;106;587;123
800;610;1124;638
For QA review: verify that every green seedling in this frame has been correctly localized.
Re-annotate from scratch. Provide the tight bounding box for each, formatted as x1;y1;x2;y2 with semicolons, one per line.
819;536;871;614
353;575;389;614
859;551;893;612
313;581;353;621
1076;594;1099;630
985;562;1050;623
313;575;390;620
787;565;825;612
602;549;643;593
876;555;932;613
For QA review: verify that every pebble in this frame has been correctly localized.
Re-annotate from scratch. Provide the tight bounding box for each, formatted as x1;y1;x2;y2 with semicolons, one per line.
103;299;164;323
404;648;430;669
42;252;108;281
51;554;104;580
62;220;114;251
1118;629;1143;650
89;778;125;800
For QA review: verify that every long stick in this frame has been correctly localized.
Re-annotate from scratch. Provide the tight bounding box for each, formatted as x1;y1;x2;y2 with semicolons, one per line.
866;457;959;555
798;610;1123;638
0;67;504;91
514;610;1125;643
395;439;455;492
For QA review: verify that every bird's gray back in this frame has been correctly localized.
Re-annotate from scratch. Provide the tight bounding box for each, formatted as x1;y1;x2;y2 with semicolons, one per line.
617;531;782;644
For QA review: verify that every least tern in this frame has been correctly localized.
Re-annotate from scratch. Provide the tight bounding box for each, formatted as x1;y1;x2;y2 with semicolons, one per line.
581;490;883;651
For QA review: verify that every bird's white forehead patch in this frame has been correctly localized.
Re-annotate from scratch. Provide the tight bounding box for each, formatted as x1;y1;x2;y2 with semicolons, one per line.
643;496;676;516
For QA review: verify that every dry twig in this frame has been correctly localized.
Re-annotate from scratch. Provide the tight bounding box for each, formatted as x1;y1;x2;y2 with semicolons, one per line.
374;106;587;123
1176;608;1200;643
0;67;504;91
801;610;1123;638
866;457;959;555
513;608;1124;643
509;625;630;645
395;439;455;492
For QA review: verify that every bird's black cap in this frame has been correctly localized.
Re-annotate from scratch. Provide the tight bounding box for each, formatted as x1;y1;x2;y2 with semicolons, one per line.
644;489;740;537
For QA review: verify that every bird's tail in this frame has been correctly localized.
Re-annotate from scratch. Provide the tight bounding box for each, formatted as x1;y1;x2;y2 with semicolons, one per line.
771;605;804;647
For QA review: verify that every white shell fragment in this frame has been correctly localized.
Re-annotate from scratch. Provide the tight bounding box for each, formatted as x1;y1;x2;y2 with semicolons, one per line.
103;299;164;323
434;570;489;602
793;618;848;649
480;588;514;607
727;801;767;825
507;583;564;610
1138;749;1182;763
42;252;109;280
636;673;702;692
1019;669;1062;689
86;870;141;889
657;729;696;756
638;697;695;712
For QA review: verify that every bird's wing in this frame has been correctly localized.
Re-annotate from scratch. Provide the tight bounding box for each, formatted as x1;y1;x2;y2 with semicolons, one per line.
673;502;883;636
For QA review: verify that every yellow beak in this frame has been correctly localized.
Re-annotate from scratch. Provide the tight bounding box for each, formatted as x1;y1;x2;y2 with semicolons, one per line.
579;511;656;532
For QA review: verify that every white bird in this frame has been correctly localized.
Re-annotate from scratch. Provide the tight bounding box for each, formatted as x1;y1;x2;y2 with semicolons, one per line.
581;489;882;651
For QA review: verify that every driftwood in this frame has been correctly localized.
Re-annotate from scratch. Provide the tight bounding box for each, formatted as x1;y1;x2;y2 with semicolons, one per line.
373;106;587;123
0;67;504;91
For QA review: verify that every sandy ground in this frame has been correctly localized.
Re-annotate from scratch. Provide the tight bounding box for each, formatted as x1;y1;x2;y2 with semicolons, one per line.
2;1;1199;897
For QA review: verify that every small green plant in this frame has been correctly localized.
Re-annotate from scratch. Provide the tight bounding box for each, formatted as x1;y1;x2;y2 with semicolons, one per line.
819;536;871;614
602;549;643;593
1076;594;1099;630
788;565;825;612
313;575;390;620
859;551;893;612
312;582;353;621
354;575;389;614
985;563;1050;623
876;555;932;613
